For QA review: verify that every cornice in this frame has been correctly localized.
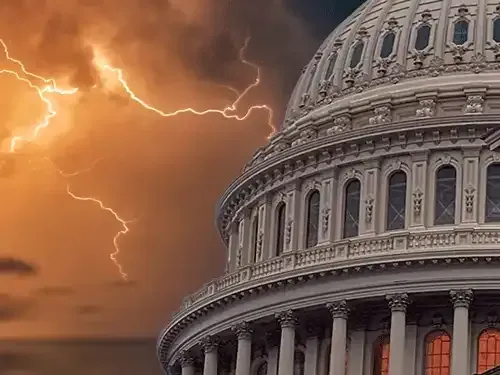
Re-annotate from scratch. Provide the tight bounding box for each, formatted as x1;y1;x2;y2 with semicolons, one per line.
216;117;495;242
157;227;500;371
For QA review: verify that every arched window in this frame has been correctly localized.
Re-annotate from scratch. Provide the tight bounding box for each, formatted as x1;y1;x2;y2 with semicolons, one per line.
453;20;469;45
344;179;361;238
305;190;320;248
275;203;286;255
373;336;390;375
380;32;396;58
386;171;407;230
434;166;457;225
478;328;500;373
256;362;268;375
325;53;337;81
349;42;364;68
486;164;500;222
494;19;500;43
424;331;451;375
294;350;305;375
251;214;259;262
415;24;431;50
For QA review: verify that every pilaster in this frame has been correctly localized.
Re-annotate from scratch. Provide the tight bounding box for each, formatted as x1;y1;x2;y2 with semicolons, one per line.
256;197;272;262
285;181;301;252
237;209;250;267
410;152;428;228
319;168;337;243
227;221;239;272
461;149;480;224
362;160;380;235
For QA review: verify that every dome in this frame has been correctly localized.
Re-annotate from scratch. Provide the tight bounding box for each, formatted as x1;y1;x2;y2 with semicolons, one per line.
157;1;500;375
284;0;500;128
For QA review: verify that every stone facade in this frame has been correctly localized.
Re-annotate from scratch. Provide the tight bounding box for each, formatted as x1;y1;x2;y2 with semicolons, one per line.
158;0;500;374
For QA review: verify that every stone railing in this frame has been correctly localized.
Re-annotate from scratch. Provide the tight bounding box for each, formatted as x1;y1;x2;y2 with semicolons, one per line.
176;227;500;320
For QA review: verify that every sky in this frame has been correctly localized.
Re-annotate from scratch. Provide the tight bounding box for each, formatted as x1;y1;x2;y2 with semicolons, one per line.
0;0;365;341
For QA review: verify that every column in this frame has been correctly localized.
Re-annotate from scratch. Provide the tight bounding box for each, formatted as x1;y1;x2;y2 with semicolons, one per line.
450;289;473;375
233;321;253;375
304;323;322;375
265;332;280;375
201;336;219;375
180;351;195;375
327;300;350;375
386;293;409;375
276;310;298;375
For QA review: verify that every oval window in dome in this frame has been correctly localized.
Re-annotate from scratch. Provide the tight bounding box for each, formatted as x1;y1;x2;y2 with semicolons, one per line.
453;20;469;45
415;24;431;51
494;19;500;43
380;32;396;59
324;52;337;80
349;42;364;69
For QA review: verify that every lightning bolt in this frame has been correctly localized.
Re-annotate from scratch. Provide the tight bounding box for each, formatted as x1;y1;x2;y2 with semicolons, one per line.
0;35;275;280
92;36;277;137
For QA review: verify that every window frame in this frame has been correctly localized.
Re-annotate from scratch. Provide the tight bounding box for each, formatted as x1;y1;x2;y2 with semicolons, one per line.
485;163;500;223
434;165;458;226
304;189;321;248
477;328;500;373
274;202;286;256
386;170;408;231
424;330;451;375
342;178;362;239
372;335;390;375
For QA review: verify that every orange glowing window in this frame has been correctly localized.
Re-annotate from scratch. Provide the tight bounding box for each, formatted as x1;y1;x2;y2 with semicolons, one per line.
424;331;451;375
478;328;500;373
373;335;390;375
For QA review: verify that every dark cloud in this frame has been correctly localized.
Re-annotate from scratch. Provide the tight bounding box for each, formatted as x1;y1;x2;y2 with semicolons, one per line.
34;285;74;297
0;294;36;321
0;257;36;276
75;304;101;315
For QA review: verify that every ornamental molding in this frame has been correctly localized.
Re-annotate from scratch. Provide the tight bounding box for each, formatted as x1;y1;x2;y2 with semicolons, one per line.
218;118;495;243
158;253;500;371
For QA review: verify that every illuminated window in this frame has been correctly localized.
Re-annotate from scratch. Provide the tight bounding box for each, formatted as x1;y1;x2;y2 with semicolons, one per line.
386;171;407;230
424;331;451;375
305;190;320;248
349;42;364;68
325;53;337;80
434;166;456;225
494;19;500;43
373;336;390;375
478;328;500;373
343;179;361;238
380;32;396;58
251;214;259;262
486;164;500;222
415;24;431;50
453;20;469;45
275;202;286;256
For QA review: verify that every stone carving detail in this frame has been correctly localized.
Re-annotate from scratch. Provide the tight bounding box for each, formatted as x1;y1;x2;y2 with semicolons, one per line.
413;188;424;216
487;311;499;327
450;289;473;308
327;300;350;319
322;207;331;234
256;230;264;260
327;115;351;135
179;351;195;368
365;196;375;223
386;293;410;312
416;99;436;118
285;219;293;245
431;313;446;328
369;105;392;125
275;310;298;328
236;247;242;268
200;336;219;354
464;185;475;213
232;321;253;340
465;95;484;114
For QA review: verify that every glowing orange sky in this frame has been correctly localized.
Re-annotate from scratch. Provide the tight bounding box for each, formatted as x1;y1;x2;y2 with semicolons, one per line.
0;0;323;339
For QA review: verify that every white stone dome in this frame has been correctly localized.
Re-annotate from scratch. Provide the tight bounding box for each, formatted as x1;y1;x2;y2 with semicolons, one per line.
283;0;500;128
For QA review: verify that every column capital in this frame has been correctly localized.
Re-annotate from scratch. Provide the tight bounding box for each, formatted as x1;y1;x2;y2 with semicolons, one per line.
275;310;298;328
200;335;219;354
450;289;473;308
327;300;350;319
386;293;410;312
231;321;253;340
179;350;195;368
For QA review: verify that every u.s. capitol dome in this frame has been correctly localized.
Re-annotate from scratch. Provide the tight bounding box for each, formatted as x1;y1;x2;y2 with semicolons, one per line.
157;0;500;374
